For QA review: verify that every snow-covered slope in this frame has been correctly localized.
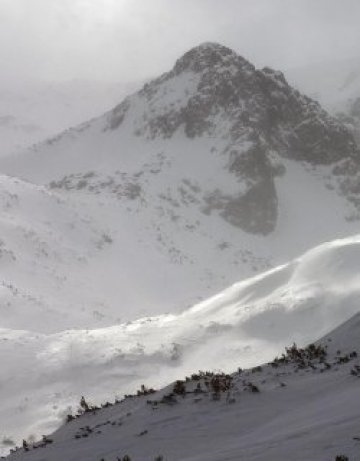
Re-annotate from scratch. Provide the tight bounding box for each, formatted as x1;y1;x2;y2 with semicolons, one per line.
8;319;360;461
0;173;136;332
0;43;360;332
1;235;360;456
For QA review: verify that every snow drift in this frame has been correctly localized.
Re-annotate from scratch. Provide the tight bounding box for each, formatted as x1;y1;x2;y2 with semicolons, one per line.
1;234;360;453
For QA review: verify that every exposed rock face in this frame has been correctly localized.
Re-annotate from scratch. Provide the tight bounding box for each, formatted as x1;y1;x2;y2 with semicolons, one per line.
105;43;359;235
2;43;358;236
108;43;357;160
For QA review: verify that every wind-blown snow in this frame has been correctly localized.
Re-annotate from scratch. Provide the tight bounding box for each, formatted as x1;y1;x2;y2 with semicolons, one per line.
1;235;359;453
4;293;360;461
1;44;360;457
0;137;358;333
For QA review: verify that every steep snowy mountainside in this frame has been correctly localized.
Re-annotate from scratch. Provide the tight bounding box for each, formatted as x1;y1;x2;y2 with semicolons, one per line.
1;235;360;453
5;293;360;460
0;80;139;157
1;43;359;228
0;43;359;329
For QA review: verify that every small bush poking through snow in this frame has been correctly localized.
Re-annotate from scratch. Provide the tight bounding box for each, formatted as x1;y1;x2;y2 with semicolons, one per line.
173;380;186;395
270;342;328;369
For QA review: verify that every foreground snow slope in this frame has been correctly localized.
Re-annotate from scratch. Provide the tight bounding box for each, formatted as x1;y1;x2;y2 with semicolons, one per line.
1;235;360;455
5;309;360;460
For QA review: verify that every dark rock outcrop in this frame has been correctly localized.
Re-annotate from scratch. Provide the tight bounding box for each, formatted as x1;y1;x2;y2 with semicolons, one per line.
104;43;360;234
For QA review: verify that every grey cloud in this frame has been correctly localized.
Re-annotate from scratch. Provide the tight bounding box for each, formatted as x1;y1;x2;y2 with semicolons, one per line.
0;0;359;84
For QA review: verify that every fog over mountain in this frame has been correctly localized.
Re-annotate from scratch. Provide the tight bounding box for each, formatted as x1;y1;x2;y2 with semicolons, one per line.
1;0;360;84
0;2;360;460
0;42;359;333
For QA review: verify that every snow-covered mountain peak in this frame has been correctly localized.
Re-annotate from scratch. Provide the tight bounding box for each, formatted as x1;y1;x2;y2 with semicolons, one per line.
172;42;252;75
0;44;360;337
107;42;358;165
100;43;360;235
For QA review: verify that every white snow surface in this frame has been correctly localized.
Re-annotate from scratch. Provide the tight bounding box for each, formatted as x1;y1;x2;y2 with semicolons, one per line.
0;124;358;333
0;151;358;333
1;235;360;457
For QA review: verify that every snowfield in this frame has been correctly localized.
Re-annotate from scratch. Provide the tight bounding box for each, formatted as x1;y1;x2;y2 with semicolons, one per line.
1;235;360;458
0;43;360;460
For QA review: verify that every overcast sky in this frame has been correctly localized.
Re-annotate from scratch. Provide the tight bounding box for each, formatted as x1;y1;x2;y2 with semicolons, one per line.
0;0;359;84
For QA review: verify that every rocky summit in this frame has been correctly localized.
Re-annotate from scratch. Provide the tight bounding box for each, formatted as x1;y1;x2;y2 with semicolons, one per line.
107;42;359;234
3;43;360;236
110;43;356;162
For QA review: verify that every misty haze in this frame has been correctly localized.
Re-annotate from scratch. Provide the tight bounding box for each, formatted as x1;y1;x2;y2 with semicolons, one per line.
0;2;360;461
